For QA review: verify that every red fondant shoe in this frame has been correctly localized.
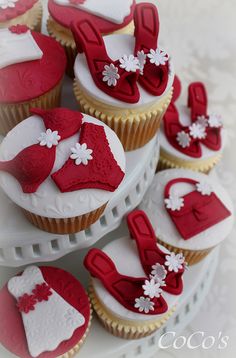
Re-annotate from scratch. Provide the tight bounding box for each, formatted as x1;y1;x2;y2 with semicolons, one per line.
84;248;168;315
172;75;182;102
71;20;140;104
134;3;169;96
127;210;184;295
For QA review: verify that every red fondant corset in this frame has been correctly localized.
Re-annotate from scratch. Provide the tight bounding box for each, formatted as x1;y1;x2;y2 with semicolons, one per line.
0;108;125;194
84;210;185;315
164;178;231;240
71;3;169;103
163;82;222;158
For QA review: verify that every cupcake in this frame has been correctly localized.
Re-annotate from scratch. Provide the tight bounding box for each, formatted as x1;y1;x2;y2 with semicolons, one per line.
140;169;234;265
84;210;186;339
0;26;66;135
72;3;174;151
0;265;92;357
0;0;42;32
0;108;126;234
159;81;226;173
47;0;135;77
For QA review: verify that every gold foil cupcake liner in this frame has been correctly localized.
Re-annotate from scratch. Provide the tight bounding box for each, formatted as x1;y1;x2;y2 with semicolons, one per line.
158;149;222;174
0;2;43;32
157;237;214;266
89;284;176;340
74;81;173;151
60;306;93;358
22;203;107;235
0;80;63;135
47;17;134;78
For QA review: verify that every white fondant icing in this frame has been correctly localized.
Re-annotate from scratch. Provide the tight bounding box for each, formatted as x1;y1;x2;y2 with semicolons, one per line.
93;237;181;322
0;0;18;10
139;169;234;251
8;266;85;357
160;104;226;161
0;114;126;218
54;0;133;24
0;28;43;70
74;34;174;109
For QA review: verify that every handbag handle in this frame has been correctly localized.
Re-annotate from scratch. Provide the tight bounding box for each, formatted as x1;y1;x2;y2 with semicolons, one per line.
164;178;199;198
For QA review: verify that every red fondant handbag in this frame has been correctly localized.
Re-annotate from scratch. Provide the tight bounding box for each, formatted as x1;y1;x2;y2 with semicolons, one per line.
165;178;231;240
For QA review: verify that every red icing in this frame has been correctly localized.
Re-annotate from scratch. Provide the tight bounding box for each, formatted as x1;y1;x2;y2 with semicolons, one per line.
17;294;37;314
84;248;168;315
165;178;231;240
0;267;91;358
172;75;181;102
71;20;140;103
9;24;29;34
48;0;135;33
188;82;208;120
69;0;85;4
0;0;37;22
52;122;125;192
0;31;66;104
0;108;83;193
134;3;169;96
32;283;52;302
127;210;184;295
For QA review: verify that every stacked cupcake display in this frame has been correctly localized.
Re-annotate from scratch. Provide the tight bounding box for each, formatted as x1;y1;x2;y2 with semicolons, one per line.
0;2;234;357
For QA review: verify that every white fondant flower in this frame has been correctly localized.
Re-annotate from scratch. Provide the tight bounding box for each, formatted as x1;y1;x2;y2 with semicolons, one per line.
165;252;185;273
176;131;191;148
165;195;184;211
134;296;155;313
119;54;140;72
70;143;93;166
102;64;120;87
189;123;207;139
196;181;213;196
0;0;18;10
151;263;167;285
208;114;222;128
196;115;209;128
64;308;85;327
147;48;169;66
142;279;163;299
38;129;61;148
137;50;147;75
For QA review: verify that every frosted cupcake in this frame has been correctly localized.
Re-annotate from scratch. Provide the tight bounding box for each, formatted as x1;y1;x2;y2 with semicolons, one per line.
73;3;174;151
0;108;125;234
0;26;66;135
0;265;92;357
47;0;135;76
0;0;42;31
159;81;225;173
140;169;234;265
85;210;186;339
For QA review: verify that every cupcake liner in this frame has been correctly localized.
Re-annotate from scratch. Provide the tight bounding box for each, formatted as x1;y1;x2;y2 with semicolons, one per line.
0;80;63;135
158;148;222;174
47;17;134;78
157;237;214;266
22;203;107;234
0;2;43;32
89;284;176;340
61;306;92;358
74;81;173;151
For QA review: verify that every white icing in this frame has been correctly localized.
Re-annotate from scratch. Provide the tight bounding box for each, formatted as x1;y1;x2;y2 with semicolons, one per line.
139;169;234;251
54;0;133;24
160;104;226;161
74;34;174;109
0;0;18;10
0;114;126;218
0;28;43;70
8;266;85;357
93;237;180;322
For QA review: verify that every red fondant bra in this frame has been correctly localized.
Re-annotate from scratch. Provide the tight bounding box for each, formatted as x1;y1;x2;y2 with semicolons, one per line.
0;108;124;194
84;210;185;315
71;3;169;103
163;81;222;158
